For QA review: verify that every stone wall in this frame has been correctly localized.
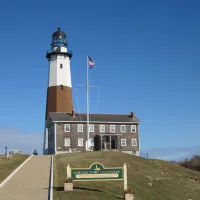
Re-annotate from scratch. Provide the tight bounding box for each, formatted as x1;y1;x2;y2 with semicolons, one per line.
55;123;139;153
48;124;54;154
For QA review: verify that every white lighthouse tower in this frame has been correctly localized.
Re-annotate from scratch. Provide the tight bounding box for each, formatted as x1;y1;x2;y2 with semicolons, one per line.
43;27;73;154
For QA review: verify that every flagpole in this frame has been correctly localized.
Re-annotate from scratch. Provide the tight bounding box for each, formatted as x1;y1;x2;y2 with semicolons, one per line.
86;53;89;151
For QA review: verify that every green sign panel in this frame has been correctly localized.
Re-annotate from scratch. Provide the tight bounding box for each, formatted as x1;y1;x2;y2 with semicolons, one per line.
71;162;123;181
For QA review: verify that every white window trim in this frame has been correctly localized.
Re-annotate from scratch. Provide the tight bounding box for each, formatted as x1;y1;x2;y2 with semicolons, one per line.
78;138;83;146
120;125;126;133
100;125;105;133
131;139;137;146
78;124;83;132
89;124;94;132
64;124;70;132
131;125;136;133
64;138;70;147
121;138;126;146
110;125;115;133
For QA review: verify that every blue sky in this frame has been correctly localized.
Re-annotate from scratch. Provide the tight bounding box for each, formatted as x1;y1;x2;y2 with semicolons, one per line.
0;0;200;157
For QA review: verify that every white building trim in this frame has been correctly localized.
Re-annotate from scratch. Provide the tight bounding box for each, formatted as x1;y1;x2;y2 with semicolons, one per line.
49;155;53;200
54;123;57;154
53;121;140;124
138;124;140;156
100;133;122;136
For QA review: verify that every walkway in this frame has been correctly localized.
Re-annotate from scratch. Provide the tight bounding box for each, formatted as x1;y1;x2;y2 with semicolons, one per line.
0;155;51;200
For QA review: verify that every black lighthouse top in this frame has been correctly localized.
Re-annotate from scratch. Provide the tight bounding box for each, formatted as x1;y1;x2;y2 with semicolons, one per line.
51;27;68;48
46;27;72;59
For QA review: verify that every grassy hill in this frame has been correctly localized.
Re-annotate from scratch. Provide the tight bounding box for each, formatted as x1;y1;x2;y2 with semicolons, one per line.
53;152;200;200
0;154;29;183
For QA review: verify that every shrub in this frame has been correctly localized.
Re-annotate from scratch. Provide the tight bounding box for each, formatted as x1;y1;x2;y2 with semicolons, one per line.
179;155;200;172
124;187;135;194
65;177;73;183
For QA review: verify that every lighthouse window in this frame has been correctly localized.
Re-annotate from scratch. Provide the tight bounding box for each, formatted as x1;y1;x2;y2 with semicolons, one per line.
60;64;63;69
60;85;64;90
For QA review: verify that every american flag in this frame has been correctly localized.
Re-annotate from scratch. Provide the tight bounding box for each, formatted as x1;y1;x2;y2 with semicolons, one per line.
88;56;95;69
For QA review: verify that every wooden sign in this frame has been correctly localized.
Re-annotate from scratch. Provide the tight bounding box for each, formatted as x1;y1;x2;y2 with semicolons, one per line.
67;162;128;190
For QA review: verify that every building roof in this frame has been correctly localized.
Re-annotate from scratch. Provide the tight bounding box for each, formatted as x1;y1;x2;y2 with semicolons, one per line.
48;112;140;123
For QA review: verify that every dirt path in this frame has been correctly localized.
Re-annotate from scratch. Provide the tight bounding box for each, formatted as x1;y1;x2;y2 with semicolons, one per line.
0;155;51;200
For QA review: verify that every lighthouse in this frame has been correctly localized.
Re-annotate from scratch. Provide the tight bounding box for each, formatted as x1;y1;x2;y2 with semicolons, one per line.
43;28;141;156
45;27;73;119
43;27;73;154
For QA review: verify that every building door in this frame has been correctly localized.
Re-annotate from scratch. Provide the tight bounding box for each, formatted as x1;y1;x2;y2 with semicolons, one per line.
111;136;117;149
94;135;101;151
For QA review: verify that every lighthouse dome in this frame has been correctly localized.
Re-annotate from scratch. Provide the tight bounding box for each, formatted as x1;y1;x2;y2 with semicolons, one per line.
51;27;68;48
52;27;66;37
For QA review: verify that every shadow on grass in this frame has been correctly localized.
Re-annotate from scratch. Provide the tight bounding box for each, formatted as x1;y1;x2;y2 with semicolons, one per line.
0;157;7;160
53;186;123;199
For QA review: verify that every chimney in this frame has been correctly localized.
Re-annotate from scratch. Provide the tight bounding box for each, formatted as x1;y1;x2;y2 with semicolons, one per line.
130;112;134;118
72;108;75;117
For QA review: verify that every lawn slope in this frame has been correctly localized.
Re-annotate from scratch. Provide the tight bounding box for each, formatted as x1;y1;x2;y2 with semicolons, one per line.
53;152;200;200
0;154;30;183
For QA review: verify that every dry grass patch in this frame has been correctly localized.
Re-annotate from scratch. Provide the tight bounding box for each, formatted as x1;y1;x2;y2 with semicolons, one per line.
0;154;30;183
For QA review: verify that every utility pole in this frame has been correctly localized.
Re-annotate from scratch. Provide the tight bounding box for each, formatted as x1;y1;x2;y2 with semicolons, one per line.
5;146;7;155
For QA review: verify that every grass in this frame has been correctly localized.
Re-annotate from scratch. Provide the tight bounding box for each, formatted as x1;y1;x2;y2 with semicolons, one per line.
0;154;30;183
53;152;200;200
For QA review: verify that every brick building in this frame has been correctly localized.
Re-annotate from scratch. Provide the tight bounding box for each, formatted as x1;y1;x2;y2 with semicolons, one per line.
43;28;141;156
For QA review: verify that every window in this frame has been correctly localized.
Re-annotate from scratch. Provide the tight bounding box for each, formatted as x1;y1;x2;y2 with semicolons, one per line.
120;125;126;133
121;139;126;146
89;124;94;132
64;124;70;132
100;125;105;132
60;64;63;68
110;125;115;133
131;125;136;133
132;139;137;146
60;85;64;90
65;138;70;146
78;138;83;146
78;124;83;132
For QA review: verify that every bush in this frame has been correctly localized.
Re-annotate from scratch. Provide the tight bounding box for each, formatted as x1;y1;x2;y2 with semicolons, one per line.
124;187;135;194
179;155;200;172
65;177;73;183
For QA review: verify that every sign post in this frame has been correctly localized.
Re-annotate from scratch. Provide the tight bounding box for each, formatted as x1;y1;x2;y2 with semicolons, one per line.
67;164;71;179
123;163;128;191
